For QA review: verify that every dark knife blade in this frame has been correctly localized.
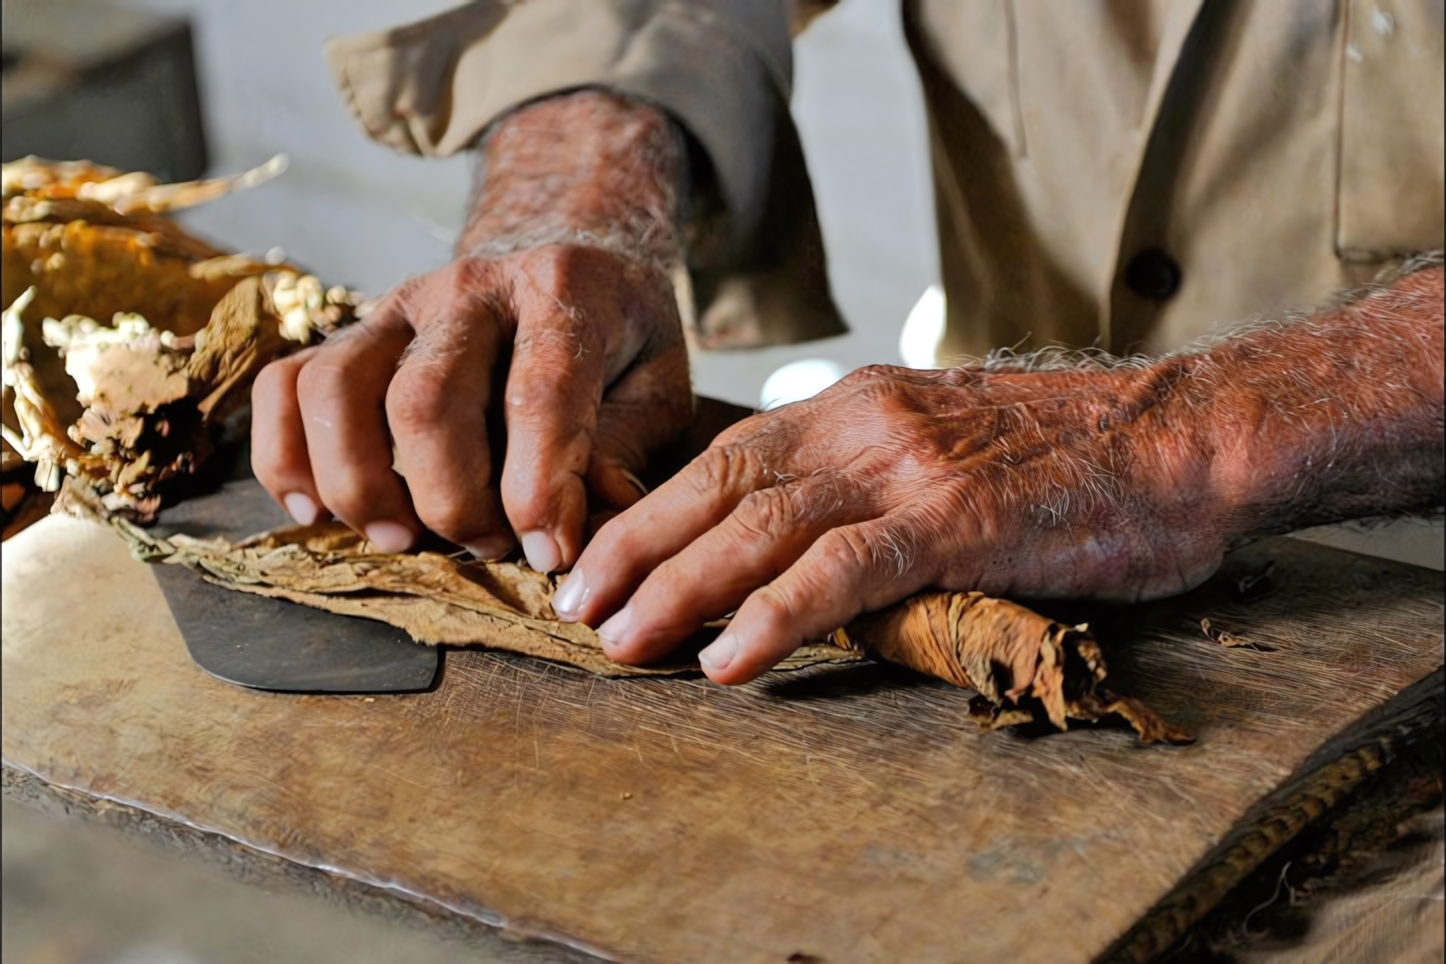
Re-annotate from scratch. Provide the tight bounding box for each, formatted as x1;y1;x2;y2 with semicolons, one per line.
151;473;439;694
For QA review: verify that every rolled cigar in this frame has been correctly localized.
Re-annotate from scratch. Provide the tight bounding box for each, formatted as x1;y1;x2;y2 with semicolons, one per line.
839;592;1191;743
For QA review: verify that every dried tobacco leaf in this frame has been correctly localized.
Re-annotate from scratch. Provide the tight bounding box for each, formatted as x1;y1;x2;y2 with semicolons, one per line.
1200;615;1274;651
61;493;862;678
66;481;1187;741
2;157;361;522
2;288;86;491
838;592;1193;743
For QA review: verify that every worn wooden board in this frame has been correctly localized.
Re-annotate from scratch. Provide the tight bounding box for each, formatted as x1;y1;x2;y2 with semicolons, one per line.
2;514;1441;962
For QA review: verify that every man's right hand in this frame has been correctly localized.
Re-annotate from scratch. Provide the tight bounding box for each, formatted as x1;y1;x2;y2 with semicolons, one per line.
250;91;692;572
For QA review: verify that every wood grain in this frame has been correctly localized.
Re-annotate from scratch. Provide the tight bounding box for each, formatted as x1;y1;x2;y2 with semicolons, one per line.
3;515;1441;962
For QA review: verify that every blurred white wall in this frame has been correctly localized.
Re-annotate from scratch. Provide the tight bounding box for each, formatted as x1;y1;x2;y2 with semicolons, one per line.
120;0;474;292
114;0;937;404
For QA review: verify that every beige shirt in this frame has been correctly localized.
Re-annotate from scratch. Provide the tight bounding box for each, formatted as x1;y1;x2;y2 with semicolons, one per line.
327;0;1444;358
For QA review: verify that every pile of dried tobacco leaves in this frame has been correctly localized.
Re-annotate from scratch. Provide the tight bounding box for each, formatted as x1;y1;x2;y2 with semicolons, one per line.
2;155;358;525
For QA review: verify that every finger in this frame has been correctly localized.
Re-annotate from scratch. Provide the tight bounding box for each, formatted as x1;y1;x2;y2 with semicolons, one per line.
252;347;328;525
498;296;609;574
295;312;419;551
586;344;692;512
595;475;867;666
556;440;779;624
697;513;935;685
386;304;513;558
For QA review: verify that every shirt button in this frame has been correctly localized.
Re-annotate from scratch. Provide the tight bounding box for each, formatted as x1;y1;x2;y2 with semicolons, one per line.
1124;247;1182;300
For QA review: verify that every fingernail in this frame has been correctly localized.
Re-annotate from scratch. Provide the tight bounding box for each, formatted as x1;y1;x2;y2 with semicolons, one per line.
364;521;414;554
283;492;319;526
619;469;649;497
597;603;633;647
698;631;738;673
552;568;588;619
519;530;562;574
463;536;514;561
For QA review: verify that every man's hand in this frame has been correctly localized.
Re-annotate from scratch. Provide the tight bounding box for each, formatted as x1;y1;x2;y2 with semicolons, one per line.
556;262;1444;685
555;363;1229;684
252;91;691;571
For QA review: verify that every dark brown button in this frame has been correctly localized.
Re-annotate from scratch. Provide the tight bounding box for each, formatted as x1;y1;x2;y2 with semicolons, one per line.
1124;247;1182;300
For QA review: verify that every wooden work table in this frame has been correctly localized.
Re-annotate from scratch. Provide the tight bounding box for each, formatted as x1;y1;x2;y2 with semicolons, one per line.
3;504;1442;962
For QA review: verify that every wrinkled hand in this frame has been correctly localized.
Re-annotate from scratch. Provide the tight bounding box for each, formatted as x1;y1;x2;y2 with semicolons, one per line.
251;245;689;567
251;90;691;570
558;262;1446;686
555;362;1229;683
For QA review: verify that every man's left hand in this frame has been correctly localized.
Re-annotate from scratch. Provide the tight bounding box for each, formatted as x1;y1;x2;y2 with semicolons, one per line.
552;362;1232;684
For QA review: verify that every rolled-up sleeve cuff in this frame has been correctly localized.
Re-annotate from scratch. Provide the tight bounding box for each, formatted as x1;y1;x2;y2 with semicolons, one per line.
325;0;790;241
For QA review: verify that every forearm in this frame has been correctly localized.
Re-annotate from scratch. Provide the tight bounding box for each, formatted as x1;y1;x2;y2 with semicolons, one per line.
1188;259;1444;539
457;90;687;268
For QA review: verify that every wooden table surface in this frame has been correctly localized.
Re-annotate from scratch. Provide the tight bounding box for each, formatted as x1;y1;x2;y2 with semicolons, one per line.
3;509;1441;962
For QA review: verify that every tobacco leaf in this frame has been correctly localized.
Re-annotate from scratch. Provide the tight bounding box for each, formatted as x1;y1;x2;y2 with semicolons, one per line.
2;157;360;523
839;592;1193;743
58;491;862;679
64;481;1187;741
1200;616;1275;651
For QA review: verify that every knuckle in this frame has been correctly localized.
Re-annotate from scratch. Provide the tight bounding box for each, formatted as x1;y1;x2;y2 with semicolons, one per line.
537;244;583;278
793;470;857;524
363;279;424;329
712;413;767;448
731;487;797;541
513;243;568;272
750;584;796;634
413;496;479;543
836;364;911;407
589;514;633;561
505;363;577;413
393;261;506;327
367;280;410;316
819;526;880;575
502;465;577;532
856;363;894;381
442;259;494;302
385;373;448;433
395;273;428;297
250;358;291;403
293;354;345;404
510;316;591;379
505;486;550;530
687;444;763;498
435;257;484;286
714;413;799;464
521;243;623;285
393;275;427;305
506;246;579;299
838;364;893;389
316;477;373;524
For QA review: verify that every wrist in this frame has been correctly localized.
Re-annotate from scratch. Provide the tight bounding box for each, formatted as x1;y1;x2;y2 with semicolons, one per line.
945;361;1232;542
1172;262;1445;543
458;90;686;270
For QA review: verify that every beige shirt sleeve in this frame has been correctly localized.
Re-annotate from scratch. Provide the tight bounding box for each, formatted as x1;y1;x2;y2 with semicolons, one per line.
325;0;848;348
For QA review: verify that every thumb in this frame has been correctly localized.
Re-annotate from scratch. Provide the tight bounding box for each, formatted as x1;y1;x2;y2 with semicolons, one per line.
588;347;693;512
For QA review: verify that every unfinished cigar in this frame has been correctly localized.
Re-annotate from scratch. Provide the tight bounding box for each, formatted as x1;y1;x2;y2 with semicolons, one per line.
838;593;1191;743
